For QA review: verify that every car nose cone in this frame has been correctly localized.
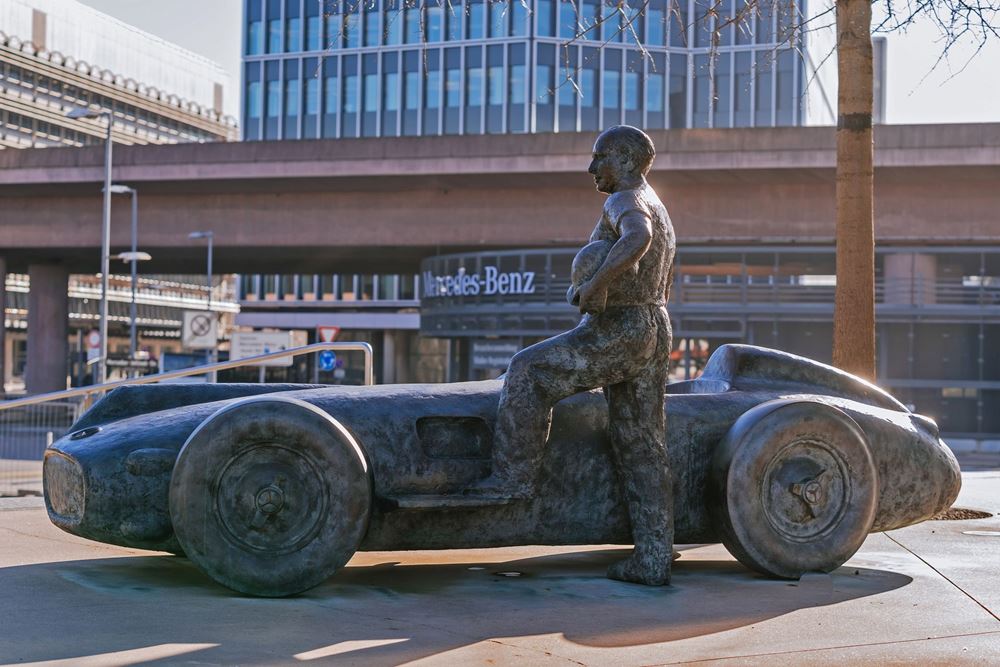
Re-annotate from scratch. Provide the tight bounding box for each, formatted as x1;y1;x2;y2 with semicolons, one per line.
43;450;86;526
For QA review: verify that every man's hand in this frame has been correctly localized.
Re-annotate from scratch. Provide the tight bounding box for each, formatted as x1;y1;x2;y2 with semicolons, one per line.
578;280;608;315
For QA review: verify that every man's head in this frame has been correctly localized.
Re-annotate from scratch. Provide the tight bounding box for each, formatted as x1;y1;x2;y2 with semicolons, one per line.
587;125;656;194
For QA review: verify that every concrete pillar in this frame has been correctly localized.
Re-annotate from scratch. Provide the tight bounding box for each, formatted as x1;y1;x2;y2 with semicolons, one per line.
884;253;937;305
394;331;412;384
382;330;396;384
0;256;5;397
26;264;69;394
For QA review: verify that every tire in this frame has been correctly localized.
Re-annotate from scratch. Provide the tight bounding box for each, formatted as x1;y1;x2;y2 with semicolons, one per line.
169;396;371;596
709;399;878;579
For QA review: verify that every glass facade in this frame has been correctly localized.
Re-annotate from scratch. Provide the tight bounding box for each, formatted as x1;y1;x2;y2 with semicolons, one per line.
242;0;804;140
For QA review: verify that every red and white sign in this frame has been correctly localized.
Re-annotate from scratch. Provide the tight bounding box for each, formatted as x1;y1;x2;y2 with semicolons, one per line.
317;326;341;343
86;329;101;362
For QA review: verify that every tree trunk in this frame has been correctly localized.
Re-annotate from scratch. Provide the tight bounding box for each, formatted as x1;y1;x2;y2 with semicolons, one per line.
833;0;876;380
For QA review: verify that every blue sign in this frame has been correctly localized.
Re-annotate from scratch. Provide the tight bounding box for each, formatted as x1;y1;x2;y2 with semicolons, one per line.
318;350;336;372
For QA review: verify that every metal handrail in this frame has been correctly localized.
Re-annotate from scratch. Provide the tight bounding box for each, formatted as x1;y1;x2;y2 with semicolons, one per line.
0;342;374;412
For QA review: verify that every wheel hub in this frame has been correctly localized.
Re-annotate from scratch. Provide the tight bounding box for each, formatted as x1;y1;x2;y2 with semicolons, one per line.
254;485;285;515
762;439;850;541
214;443;327;555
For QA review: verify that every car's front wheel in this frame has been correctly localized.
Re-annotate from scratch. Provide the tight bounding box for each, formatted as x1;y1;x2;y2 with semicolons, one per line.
709;399;878;579
169;395;371;596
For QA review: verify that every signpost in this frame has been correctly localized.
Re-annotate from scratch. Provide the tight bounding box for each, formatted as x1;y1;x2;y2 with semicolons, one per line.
85;329;101;363
181;311;218;350
318;350;336;372
470;339;521;370
230;331;295;367
317;326;341;343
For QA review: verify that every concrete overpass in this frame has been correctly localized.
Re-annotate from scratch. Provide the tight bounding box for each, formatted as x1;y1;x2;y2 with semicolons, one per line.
2;123;999;276
2;123;999;392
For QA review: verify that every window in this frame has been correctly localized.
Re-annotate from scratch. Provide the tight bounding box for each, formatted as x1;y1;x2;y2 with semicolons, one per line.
285;0;302;52
734;51;752;126
537;0;554;36
487;44;504;133
535;43;555;132
306;0;322;50
345;3;360;47
512;0;528;36
305;74;319;114
424;49;442;134
646;52;665;122
444;47;460;133
775;49;795;125
580;46;599;130
384;0;402;44
247;0;264;54
326;1;342;48
267;0;282;52
755;51;773;125
669;53;687;128
365;1;380;46
427;1;443;41
267;79;281;117
756;0;773;43
405;3;421;42
404;49;421;135
466;46;484;134
467;0;485;39
489;0;507;37
625;50;642;126
558;46;578;131
648;0;666;45
508;43;526;132
602;49;622;126
714;52;732;128
558;0;577;39
669;0;687;46
323;56;339;137
693;54;710;127
383;51;400;136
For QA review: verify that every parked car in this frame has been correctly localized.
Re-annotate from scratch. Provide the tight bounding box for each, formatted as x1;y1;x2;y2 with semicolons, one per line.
43;344;961;596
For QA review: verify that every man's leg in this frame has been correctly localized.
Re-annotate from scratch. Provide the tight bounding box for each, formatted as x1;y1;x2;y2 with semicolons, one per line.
478;318;647;497
605;356;673;585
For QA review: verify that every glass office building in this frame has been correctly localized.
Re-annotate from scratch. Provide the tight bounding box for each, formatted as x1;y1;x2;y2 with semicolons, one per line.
242;0;804;140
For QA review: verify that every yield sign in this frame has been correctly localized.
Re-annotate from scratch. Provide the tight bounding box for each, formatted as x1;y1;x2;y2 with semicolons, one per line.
317;326;341;343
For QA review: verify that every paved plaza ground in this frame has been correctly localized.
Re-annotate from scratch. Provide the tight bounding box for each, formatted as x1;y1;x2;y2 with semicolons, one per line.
0;457;997;666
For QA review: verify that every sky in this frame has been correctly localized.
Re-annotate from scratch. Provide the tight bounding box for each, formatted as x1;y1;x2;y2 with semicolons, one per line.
77;0;1000;125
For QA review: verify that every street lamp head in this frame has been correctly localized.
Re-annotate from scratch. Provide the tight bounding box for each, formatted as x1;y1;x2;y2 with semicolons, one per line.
189;231;214;240
117;251;152;262
107;184;134;195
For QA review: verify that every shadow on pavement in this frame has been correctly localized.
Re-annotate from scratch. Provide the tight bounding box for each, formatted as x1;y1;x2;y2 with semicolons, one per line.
0;547;911;665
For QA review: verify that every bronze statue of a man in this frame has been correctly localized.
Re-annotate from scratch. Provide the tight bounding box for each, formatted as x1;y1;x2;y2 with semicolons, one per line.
473;125;676;585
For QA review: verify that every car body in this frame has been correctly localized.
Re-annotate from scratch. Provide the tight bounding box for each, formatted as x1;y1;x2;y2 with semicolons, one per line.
43;345;962;595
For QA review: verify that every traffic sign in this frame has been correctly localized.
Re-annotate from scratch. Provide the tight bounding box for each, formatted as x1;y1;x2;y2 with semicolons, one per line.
317;326;341;343
230;331;294;367
318;350;336;372
85;329;101;362
182;311;218;350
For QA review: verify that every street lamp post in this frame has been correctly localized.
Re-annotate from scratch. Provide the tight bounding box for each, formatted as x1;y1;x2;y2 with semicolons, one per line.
108;185;143;360
67;108;113;385
189;231;215;380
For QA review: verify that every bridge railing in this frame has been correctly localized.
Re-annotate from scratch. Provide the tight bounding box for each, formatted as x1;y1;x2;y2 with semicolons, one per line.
0;342;373;498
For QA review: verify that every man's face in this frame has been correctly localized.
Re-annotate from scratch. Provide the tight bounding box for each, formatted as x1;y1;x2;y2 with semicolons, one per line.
588;136;626;194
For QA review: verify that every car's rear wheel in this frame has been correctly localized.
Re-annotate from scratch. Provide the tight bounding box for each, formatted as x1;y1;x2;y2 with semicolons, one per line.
709;399;878;579
169;396;371;597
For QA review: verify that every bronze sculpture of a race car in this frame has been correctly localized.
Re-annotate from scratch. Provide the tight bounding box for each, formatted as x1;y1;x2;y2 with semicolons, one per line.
43;344;961;597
